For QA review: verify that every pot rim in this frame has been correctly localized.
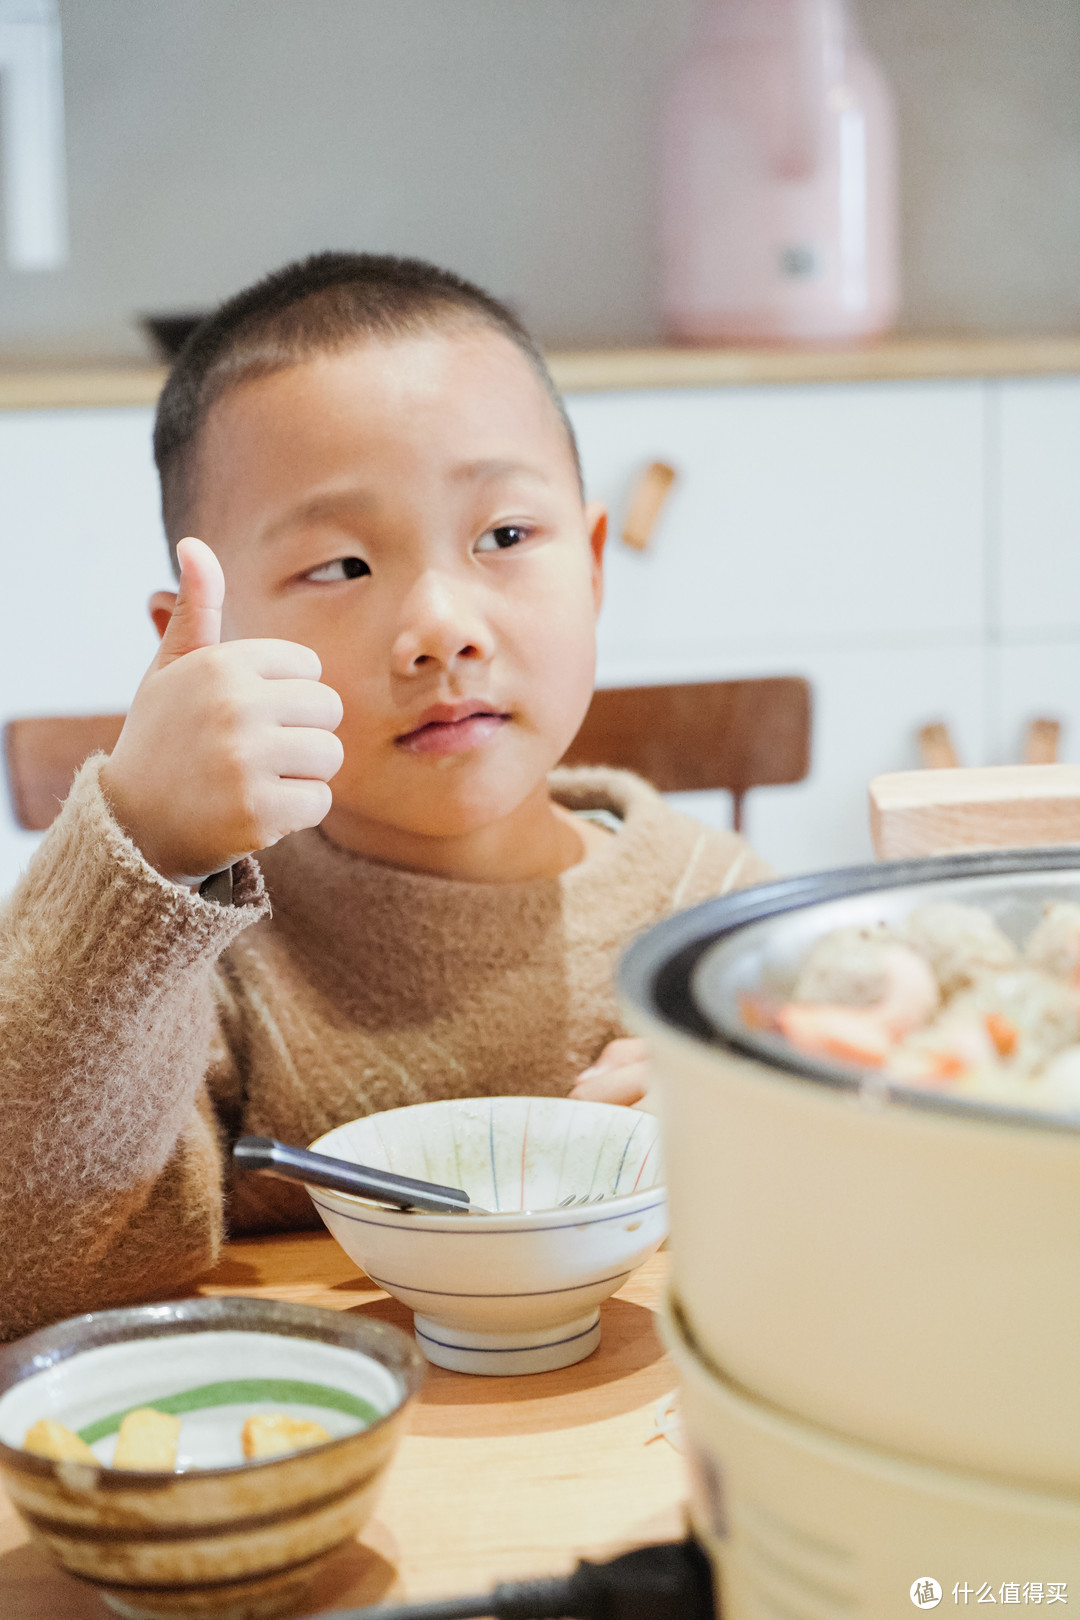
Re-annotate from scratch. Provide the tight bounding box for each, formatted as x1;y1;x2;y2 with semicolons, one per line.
619;845;1080;1138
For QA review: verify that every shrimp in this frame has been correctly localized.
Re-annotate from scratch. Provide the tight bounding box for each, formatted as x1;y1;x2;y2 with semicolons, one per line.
793;929;939;1034
888;1005;996;1086
778;926;943;1070
777;1002;894;1068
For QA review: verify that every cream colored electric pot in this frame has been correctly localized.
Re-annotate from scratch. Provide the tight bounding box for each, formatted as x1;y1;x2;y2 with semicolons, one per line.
620;850;1080;1495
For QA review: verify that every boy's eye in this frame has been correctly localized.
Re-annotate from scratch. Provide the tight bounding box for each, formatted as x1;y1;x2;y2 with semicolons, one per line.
306;556;371;583
475;525;530;553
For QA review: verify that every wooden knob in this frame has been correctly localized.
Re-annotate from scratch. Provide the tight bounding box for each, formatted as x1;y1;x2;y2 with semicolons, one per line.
621;461;676;552
918;721;959;770
1024;717;1061;765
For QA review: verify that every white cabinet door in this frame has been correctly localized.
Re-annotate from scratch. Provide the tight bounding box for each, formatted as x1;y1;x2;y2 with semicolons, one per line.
567;381;986;671
0;407;166;893
998;379;1080;636
619;643;987;877
996;642;1080;767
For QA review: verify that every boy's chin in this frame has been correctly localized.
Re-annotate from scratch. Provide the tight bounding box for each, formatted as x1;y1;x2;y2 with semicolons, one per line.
379;793;537;842
325;778;552;846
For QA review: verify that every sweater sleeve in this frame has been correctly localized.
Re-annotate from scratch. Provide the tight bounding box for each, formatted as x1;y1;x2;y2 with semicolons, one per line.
0;756;269;1341
669;821;774;910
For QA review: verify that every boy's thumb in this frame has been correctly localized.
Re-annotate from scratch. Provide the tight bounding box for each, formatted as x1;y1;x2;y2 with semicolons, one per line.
156;537;225;664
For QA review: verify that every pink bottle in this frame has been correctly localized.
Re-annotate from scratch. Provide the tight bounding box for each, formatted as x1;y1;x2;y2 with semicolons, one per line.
660;0;899;345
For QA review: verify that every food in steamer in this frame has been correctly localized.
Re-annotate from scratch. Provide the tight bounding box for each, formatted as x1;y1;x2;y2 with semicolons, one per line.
745;901;1080;1111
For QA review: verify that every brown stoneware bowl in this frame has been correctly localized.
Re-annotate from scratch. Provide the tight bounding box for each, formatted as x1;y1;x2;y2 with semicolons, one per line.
0;1296;424;1618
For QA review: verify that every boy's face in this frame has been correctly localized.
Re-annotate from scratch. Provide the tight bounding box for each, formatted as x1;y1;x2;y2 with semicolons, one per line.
183;326;605;851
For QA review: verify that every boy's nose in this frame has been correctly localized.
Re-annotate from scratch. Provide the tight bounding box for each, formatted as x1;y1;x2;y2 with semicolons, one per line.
390;572;495;675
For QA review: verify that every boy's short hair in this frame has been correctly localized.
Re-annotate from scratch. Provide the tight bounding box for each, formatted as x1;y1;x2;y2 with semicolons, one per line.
153;250;582;570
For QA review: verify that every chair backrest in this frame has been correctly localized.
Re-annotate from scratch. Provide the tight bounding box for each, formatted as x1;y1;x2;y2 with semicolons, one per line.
4;714;126;831
559;676;811;830
6;678;814;836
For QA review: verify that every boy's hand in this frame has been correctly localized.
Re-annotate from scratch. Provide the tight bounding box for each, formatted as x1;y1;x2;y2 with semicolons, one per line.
100;537;344;882
569;1038;652;1108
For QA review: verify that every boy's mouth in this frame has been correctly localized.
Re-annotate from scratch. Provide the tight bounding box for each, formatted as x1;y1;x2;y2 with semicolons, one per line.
395;701;510;757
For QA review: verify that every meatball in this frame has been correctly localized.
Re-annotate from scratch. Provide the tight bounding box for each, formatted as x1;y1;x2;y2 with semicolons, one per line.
950;968;1078;1077
793;926;939;1033
1025;901;1080;982
901;902;1017;996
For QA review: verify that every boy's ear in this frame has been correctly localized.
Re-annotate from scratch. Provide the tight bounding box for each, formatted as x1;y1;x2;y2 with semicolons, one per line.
585;502;607;613
149;591;178;641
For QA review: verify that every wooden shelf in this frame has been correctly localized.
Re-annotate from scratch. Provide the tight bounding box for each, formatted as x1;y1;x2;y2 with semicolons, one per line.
0;366;166;410
2;335;1080;410
550;334;1080;392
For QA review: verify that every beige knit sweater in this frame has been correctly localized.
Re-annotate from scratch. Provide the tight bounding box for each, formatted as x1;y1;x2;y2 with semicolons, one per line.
0;758;768;1340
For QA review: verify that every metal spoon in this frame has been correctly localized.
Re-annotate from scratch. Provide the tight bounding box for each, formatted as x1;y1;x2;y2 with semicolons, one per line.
233;1135;481;1215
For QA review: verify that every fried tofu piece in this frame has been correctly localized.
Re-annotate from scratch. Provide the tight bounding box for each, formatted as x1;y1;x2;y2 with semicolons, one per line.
23;1419;98;1464
112;1407;181;1471
242;1413;331;1460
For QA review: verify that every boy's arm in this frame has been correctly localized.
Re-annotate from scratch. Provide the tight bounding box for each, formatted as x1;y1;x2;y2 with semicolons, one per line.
0;756;269;1342
0;535;344;1341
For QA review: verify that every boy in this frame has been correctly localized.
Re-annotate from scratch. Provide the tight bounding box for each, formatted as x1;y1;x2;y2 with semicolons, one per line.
0;253;767;1341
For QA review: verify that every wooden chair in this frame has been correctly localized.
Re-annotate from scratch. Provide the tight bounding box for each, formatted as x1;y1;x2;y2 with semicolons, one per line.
6;677;814;837
559;676;812;831
4;714;126;831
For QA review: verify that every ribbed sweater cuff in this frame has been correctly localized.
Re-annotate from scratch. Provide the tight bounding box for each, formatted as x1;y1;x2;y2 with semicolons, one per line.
7;754;268;997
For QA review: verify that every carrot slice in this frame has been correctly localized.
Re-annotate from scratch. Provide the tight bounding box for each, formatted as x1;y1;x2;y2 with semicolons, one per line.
984;1011;1018;1058
927;1050;970;1081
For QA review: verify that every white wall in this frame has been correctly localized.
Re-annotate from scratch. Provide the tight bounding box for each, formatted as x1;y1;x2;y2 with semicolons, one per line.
0;0;1078;361
0;407;163;890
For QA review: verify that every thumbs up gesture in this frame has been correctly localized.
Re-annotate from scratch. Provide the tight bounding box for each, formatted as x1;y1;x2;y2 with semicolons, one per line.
100;538;344;882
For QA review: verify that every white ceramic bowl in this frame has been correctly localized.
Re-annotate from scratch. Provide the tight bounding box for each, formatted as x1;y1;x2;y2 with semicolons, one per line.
0;1297;424;1619
309;1097;667;1376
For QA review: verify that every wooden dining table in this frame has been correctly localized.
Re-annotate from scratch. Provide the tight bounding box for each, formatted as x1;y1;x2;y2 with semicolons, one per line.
0;1232;686;1619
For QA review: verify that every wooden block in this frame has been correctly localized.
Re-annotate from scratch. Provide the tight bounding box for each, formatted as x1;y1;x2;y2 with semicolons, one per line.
869;764;1080;860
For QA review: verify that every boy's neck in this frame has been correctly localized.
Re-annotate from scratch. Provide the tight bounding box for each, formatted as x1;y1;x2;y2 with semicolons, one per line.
319;785;599;883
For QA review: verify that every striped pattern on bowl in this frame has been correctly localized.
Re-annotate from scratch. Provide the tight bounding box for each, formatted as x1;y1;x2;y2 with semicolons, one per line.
315;1095;662;1213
